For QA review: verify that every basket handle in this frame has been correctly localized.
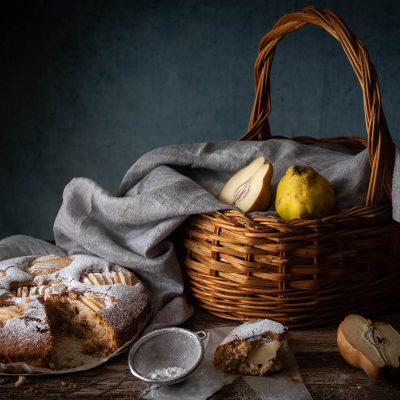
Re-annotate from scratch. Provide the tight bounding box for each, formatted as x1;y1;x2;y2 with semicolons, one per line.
240;6;394;206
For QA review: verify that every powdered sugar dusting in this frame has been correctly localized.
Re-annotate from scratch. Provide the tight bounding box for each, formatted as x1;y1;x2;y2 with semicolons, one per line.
19;298;47;321
55;255;116;283
1;316;49;346
221;319;287;345
99;283;149;334
0;299;51;359
0;256;36;272
61;277;150;336
147;366;184;380
0;265;33;293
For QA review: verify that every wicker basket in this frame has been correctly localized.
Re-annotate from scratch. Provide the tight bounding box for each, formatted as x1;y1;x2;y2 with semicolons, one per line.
177;7;400;327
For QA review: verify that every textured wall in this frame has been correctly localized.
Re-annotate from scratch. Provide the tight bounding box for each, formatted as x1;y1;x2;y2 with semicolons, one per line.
1;0;399;240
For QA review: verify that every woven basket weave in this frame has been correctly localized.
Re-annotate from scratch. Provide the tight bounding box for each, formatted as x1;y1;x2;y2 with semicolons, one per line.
177;7;400;327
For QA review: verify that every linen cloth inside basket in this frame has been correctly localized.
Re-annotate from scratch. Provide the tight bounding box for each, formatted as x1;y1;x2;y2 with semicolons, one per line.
1;139;400;330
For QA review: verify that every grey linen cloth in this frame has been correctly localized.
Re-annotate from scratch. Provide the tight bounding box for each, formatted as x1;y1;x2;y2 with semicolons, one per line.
2;139;400;331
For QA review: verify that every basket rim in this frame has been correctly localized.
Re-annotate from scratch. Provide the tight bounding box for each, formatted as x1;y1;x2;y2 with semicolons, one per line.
185;203;394;234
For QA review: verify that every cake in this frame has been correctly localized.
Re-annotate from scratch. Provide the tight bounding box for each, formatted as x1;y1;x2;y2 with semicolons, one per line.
213;319;288;375
0;255;151;370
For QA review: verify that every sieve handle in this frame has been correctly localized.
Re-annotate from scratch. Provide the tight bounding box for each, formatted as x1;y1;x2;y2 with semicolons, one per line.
196;331;207;341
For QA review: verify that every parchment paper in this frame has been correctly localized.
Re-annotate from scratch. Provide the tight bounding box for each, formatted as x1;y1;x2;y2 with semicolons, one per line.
142;326;312;400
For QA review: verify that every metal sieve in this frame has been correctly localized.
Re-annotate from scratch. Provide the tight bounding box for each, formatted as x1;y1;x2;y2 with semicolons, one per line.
128;327;207;385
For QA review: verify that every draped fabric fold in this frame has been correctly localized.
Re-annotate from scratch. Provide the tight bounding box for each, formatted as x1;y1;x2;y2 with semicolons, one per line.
2;139;399;330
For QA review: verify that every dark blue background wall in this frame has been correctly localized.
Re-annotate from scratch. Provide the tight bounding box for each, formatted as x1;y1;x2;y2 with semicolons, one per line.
1;0;399;240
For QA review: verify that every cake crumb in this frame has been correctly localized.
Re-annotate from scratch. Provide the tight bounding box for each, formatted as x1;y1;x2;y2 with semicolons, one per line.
15;376;26;387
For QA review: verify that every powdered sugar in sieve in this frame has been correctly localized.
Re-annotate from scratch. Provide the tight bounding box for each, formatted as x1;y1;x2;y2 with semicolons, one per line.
128;327;207;385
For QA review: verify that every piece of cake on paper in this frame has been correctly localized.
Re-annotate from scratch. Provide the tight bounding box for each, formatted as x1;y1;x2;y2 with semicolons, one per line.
213;319;288;376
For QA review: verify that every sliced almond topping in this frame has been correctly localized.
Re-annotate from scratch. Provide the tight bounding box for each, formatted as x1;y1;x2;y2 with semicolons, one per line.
13;285;48;298
38;286;47;296
110;271;118;284
88;273;98;285
13;286;28;298
83;276;91;285
94;273;106;285
83;273;104;285
30;287;38;296
121;271;137;285
78;294;102;313
81;271;135;286
125;272;133;285
117;271;127;284
83;293;104;309
102;274;113;285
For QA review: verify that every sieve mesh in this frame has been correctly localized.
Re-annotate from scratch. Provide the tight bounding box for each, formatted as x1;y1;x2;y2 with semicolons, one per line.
128;327;206;384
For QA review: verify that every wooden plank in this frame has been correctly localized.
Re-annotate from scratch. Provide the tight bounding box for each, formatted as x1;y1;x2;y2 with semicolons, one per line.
0;308;399;399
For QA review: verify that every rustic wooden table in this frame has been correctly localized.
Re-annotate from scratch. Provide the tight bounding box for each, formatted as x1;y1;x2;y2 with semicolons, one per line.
1;308;399;399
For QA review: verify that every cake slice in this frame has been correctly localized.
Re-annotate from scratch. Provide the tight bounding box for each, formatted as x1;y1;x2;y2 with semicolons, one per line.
213;319;288;376
0;298;52;367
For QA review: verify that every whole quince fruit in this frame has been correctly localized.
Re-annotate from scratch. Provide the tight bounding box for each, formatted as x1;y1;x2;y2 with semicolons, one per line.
275;165;335;221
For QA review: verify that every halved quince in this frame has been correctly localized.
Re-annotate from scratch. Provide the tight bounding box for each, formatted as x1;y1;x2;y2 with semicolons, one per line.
337;314;400;379
218;156;273;213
